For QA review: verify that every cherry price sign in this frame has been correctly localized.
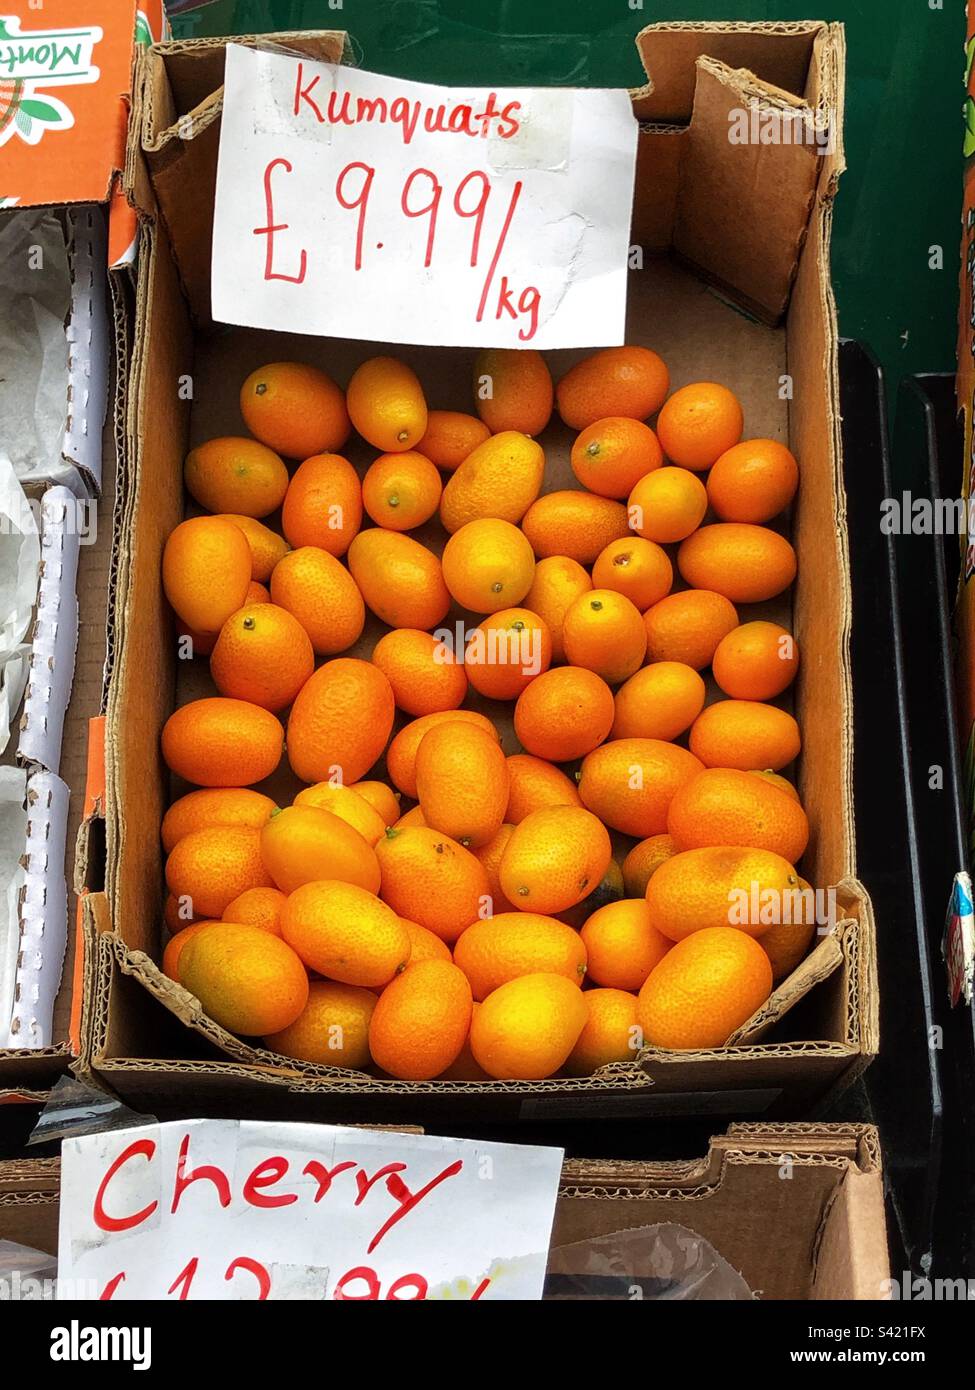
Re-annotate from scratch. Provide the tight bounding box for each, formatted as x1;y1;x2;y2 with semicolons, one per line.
211;45;638;348
57;1119;564;1300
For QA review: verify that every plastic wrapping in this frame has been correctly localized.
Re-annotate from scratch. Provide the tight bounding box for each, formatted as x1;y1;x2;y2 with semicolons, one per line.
0;1240;58;1299
26;1074;155;1147
544;1222;754;1301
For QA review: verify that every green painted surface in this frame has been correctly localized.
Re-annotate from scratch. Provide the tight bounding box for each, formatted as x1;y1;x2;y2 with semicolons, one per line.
170;0;965;396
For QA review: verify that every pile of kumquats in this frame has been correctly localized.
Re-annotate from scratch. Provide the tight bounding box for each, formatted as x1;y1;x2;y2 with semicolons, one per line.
158;345;819;1082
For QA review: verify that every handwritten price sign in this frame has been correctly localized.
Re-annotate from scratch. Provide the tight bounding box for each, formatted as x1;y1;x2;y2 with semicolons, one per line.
57;1120;564;1300
211;46;638;348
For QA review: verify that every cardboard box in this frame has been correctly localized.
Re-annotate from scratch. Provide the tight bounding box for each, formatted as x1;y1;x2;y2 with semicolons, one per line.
0;1124;890;1299
84;21;877;1119
0;3;169;1088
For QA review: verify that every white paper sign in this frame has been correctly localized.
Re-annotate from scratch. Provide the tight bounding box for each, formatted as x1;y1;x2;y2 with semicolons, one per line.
57;1119;564;1301
212;46;638;348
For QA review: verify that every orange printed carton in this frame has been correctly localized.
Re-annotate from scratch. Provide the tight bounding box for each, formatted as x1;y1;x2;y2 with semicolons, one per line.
0;1;167;264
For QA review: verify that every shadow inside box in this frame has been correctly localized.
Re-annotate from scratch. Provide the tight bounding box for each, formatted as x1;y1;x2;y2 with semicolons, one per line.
839;339;950;1280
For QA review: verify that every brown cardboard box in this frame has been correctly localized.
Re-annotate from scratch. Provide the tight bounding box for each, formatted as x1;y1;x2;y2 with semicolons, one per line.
84;22;878;1119
0;1124;890;1299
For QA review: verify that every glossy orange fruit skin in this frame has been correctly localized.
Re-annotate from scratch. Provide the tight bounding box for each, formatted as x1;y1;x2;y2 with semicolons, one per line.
437;1003;491;1081
222;886;286;936
504;754;581;823
712;621;799;701
621;834;677;897
163;919;218;982
499;805;612;915
564;988;642;1076
472;823;518;915
655;382;743;471
562;588;648;685
473;348;553;436
646;846;800;942
281;452;362;557
570;417;663;498
163;516;252;636
689;700;801;772
403;918;453;964
362;450;442;531
293;783;387;846
591;537;673;612
464;609;552;701
522;555;592;662
470;973;589;1080
760;878;817;982
260;805;381;896
351;780;402;825
269;546;365;656
161;788;277;855
385;710;500;799
453;912;587;1000
210;603;315;712
165;825;273;919
514;666;615;763
666;768;810;863
642;589;739;670
677;523;797;604
184;437;289;518
161;698;283;787
578;738;704;838
417;410;490;471
580;899;672;991
521;491;630;566
376;826;491;943
440;430;545;533
556;347;670;430
281;880;411;987
264;981;377;1068
239;362;350;458
636;927;772;1050
286;658;395;785
612;663;706;742
707;438;799;523
627;466;708;544
369;960;473;1080
347;356;428;452
217;514;290;582
347;528;451;630
179;922;310;1036
415;722;509;849
372;628;468;717
441;518;536;614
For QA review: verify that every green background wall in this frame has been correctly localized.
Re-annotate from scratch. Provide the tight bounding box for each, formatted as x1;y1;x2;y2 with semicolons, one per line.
170;0;965;398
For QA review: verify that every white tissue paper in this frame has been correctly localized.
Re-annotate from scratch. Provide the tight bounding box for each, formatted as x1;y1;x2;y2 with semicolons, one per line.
0;452;42;754
0;209;72;487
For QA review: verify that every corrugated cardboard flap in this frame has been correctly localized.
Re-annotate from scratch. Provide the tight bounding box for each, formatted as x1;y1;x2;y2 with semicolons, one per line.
673;56;821;324
631;19;826;122
129;31;349;328
97;878;864;1095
